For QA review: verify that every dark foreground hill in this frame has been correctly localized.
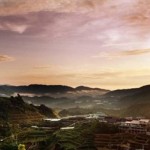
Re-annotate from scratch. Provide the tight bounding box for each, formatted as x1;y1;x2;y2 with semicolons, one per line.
0;95;57;124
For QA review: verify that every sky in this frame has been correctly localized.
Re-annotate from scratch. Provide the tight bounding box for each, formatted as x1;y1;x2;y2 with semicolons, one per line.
0;0;150;90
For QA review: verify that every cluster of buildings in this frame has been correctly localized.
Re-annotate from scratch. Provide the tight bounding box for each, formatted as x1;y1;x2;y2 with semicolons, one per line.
41;113;150;135
119;119;150;135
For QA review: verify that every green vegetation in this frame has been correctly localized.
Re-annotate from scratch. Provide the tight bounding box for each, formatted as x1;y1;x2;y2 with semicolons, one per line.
45;120;119;150
0;95;57;124
0;143;17;150
0;126;11;137
17;129;49;143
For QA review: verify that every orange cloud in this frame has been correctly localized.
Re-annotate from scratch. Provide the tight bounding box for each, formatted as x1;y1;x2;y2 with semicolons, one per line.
0;54;15;62
119;49;150;56
0;0;121;16
93;49;150;59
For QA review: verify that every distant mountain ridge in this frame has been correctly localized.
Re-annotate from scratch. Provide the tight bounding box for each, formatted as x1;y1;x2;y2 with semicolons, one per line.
87;85;150;118
105;85;150;98
0;84;109;95
1;84;150;114
119;85;150;106
75;86;108;92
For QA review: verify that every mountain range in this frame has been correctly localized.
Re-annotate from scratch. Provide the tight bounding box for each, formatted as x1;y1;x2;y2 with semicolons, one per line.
0;84;109;95
0;84;150;118
0;84;109;108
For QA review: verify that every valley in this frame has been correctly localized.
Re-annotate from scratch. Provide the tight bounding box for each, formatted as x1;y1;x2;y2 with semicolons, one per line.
0;84;150;149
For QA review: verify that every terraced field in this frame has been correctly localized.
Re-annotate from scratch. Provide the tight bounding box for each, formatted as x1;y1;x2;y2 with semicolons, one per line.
47;122;150;150
94;133;150;150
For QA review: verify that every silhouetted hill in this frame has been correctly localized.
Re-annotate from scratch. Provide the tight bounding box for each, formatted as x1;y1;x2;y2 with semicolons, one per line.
75;86;109;92
0;84;75;95
105;88;139;98
0;84;109;95
105;85;150;98
119;85;150;106
0;95;57;123
103;85;150;107
35;104;57;118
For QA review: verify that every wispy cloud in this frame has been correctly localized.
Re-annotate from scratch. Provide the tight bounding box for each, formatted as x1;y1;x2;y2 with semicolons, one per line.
93;49;150;59
0;0;150;41
0;54;15;62
33;66;51;70
0;11;89;38
119;49;150;56
32;64;64;71
0;0;107;16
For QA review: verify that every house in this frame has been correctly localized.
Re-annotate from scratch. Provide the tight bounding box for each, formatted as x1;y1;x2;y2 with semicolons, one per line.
119;120;149;134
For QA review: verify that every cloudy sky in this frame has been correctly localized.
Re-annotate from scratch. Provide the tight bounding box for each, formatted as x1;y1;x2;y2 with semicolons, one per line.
0;0;150;90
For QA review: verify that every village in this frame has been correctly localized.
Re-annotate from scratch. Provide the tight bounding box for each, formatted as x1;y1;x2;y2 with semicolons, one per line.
1;113;150;150
41;114;150;135
43;115;150;150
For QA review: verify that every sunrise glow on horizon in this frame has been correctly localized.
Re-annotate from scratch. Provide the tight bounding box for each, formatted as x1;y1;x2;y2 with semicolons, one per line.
0;0;150;90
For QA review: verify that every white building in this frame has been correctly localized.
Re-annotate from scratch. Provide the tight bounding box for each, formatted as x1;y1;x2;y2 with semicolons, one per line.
119;119;150;134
